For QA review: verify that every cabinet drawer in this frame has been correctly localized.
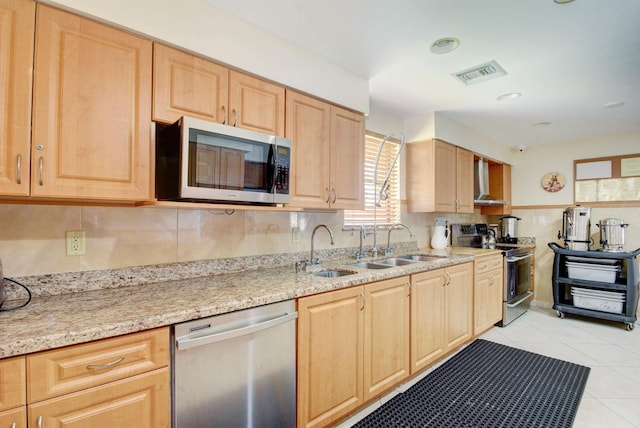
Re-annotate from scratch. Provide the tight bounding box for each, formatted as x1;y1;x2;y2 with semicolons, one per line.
0;356;26;411
27;327;169;403
0;406;26;428
475;255;503;275
28;368;169;428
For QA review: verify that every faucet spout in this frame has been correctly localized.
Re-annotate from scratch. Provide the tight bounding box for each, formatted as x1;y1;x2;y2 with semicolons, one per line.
310;224;335;265
385;223;414;255
356;225;368;260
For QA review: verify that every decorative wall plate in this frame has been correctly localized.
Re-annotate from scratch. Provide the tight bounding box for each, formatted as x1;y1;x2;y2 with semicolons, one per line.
541;172;566;192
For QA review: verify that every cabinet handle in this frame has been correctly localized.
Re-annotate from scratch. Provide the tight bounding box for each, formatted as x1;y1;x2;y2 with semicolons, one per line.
37;416;42;428
331;184;337;204
232;108;238;127
16;154;22;185
360;292;365;310
87;356;125;370
489;274;494;286
221;105;227;124
407;282;411;297
324;187;330;203
443;272;451;286
11;422;16;428
39;157;44;185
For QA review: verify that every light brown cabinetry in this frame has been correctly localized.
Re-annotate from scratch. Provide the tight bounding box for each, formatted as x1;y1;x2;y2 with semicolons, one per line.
410;262;473;373
473;254;504;335
26;327;170;427
0;0;34;197
31;5;153;201
407;139;474;213
297;276;409;428
153;44;285;136
286;90;364;210
479;161;512;215
0;356;26;428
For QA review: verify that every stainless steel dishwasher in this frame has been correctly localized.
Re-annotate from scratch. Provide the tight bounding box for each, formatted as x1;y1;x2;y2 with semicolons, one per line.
172;300;297;427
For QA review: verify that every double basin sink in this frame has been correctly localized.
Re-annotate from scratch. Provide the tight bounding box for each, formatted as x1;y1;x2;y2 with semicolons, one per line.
313;254;446;278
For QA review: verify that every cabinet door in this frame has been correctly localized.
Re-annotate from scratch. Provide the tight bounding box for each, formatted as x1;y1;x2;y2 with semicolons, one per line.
285;90;331;209
474;269;503;335
456;147;474;213
363;277;410;401
0;356;25;411
28;368;169;428
434;140;457;212
0;0;34;196
297;286;364;428
31;5;152;201
152;43;229;124
229;70;284;136
330;106;364;210
445;263;473;351
410;268;446;373
0;406;26;428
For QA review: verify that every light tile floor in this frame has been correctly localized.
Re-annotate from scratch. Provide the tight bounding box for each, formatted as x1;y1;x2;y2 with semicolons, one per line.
336;306;640;428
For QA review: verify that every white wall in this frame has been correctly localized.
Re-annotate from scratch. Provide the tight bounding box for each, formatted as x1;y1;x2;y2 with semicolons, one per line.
511;131;640;206
42;0;370;114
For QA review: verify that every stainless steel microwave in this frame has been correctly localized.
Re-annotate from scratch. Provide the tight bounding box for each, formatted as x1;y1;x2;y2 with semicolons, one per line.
156;116;291;205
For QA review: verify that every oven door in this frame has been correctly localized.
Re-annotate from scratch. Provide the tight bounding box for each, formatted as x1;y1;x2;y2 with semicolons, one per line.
505;253;532;301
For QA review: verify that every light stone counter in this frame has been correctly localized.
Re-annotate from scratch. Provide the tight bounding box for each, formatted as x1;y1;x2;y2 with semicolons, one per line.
0;249;475;358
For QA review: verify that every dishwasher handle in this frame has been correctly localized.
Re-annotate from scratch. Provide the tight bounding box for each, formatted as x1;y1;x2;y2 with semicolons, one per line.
176;311;298;351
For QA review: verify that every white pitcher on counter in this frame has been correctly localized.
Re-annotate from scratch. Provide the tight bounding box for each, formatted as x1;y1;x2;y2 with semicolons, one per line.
431;218;449;249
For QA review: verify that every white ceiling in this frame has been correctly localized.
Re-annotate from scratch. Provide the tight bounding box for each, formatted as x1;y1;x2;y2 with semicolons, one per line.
202;0;640;148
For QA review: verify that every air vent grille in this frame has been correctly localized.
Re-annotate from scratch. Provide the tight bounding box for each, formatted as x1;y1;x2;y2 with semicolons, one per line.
452;60;507;85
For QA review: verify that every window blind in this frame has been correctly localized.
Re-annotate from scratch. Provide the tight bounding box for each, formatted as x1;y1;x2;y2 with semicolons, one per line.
344;132;401;227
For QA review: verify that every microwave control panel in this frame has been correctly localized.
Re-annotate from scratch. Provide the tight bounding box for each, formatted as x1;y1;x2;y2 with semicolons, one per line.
275;146;290;194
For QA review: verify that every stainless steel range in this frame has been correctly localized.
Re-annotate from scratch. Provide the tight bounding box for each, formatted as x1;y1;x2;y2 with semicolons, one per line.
452;224;535;326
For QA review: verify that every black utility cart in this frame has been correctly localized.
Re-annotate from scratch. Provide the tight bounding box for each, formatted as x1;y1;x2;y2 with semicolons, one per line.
549;242;640;331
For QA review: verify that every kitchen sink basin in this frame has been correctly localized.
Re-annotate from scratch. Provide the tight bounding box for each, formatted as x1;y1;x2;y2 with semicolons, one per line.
347;262;392;270
397;254;448;262
376;257;419;266
312;269;356;278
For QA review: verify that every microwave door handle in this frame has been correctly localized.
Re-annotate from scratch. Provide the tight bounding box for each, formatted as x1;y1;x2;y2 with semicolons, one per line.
270;140;278;195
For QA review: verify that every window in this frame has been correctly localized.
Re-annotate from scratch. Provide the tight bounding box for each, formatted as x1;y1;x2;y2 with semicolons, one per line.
344;132;401;227
574;153;640;204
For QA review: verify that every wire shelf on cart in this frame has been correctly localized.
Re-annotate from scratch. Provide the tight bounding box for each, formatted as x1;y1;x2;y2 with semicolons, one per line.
548;242;640;331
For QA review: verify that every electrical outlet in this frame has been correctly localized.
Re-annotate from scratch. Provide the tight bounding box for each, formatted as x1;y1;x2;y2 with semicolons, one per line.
66;231;86;256
292;227;301;244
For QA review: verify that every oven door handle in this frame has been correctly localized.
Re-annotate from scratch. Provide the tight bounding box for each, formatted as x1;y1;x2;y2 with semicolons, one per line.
506;253;533;262
506;291;534;308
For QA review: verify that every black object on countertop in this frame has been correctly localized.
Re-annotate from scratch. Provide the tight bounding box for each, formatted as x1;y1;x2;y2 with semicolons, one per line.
353;339;590;428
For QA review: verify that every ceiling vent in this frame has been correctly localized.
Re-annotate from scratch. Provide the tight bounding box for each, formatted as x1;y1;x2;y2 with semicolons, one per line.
452;60;507;85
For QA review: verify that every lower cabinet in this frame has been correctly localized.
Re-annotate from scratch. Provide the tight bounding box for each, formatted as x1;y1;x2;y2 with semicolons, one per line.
0;356;26;428
24;327;170;427
410;262;474;374
0;407;26;428
297;276;410;428
474;254;504;335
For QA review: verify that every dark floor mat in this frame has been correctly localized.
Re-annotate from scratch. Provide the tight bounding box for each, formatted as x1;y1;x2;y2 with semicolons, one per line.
353;339;590;428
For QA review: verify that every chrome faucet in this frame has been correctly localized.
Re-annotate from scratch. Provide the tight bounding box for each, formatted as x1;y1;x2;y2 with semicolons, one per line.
297;224;335;273
384;223;414;255
355;225;368;260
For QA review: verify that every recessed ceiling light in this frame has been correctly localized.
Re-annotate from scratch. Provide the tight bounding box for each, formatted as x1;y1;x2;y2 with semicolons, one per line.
430;37;460;54
554;0;575;4
497;92;522;101
604;101;625;108
532;121;552;127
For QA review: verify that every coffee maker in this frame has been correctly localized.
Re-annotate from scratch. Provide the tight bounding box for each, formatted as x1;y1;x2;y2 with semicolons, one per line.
558;205;592;250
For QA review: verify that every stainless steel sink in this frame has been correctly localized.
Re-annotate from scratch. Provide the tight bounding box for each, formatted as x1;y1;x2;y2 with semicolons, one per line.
347;262;392;270
312;269;357;278
397;254;448;262
377;257;419;266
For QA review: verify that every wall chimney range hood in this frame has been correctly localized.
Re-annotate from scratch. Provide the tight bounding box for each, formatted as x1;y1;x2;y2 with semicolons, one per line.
474;158;507;206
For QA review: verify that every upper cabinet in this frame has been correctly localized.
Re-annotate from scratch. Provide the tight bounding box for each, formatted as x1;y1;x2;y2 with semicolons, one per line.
31;5;153;201
406;139;474;213
0;0;35;197
286;90;364;210
479;161;512;215
153;44;285;136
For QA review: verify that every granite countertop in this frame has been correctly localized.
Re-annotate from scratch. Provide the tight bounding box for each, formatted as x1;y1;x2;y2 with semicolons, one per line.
0;249;487;359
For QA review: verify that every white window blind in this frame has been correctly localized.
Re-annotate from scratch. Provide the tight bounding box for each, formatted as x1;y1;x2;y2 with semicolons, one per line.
344;132;401;227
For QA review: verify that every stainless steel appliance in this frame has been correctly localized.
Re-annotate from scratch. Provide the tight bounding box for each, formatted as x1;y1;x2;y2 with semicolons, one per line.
473;158;508;206
173;300;298;427
499;215;521;244
558;205;592;250
597;218;629;252
452;223;534;326
156;116;291;205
